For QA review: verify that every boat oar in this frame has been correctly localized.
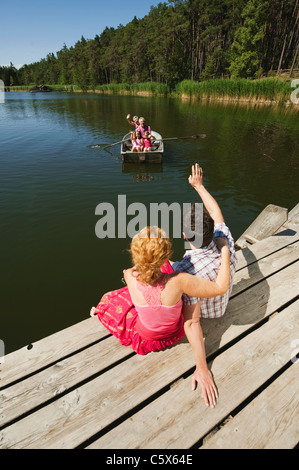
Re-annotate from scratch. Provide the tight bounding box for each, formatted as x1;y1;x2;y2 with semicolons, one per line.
157;134;206;142
89;133;206;149
90;138;131;150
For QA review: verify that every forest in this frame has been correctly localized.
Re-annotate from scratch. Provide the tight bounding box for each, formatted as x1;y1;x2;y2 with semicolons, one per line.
1;0;298;89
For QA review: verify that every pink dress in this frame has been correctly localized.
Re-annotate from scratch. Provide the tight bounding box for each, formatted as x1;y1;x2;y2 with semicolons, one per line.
93;261;185;355
132;138;143;150
143;138;151;149
136;124;151;138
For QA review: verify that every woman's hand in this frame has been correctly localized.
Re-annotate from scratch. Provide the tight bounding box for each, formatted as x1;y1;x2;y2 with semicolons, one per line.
126;114;130;119
192;366;218;408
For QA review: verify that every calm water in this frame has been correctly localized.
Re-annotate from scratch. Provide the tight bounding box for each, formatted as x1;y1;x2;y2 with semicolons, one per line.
1;92;298;354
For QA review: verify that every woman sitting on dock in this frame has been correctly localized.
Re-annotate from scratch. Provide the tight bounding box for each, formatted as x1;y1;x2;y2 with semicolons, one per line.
90;226;230;358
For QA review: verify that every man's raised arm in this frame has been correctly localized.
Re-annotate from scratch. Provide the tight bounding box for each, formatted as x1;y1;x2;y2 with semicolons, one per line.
188;163;224;224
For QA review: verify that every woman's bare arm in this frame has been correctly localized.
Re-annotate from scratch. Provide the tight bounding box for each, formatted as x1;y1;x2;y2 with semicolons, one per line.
178;239;230;298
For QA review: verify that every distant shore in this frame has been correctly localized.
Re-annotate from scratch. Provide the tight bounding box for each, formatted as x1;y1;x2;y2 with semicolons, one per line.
5;78;299;106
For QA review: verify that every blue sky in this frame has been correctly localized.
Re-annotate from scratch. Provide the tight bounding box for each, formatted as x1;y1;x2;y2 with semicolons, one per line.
0;0;165;68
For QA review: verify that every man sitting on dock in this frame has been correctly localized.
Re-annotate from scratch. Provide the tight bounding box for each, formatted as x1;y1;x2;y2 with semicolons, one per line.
172;163;237;407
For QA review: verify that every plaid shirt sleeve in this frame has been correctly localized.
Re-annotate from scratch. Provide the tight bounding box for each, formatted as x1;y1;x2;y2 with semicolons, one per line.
214;222;234;247
172;255;201;305
214;222;237;267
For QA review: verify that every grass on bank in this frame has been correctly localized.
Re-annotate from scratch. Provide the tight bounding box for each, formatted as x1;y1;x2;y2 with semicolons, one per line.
174;78;292;102
94;82;169;95
5;78;295;103
4;84;75;91
5;81;169;95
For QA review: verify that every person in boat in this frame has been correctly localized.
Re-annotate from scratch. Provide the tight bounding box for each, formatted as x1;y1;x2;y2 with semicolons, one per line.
171;163;237;407
136;116;151;138
90;225;230;408
126;114;139;128
143;131;154;152
130;130;144;152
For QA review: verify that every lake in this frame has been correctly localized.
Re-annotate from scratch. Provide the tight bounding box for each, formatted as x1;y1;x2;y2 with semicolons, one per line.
1;91;298;354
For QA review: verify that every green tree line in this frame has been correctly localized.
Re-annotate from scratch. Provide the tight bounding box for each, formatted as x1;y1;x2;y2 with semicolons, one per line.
1;0;298;88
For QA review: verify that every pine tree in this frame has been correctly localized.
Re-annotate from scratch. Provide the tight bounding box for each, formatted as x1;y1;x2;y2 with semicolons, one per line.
228;0;269;78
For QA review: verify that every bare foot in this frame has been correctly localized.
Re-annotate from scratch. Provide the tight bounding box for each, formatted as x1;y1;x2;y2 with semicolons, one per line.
90;306;96;316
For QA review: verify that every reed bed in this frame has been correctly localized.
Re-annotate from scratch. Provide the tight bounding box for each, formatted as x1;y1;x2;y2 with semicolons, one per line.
6;82;169;95
94;83;131;93
6;84;70;91
6;79;293;103
5;85;32;91
131;82;169;95
94;82;169;95
175;78;291;103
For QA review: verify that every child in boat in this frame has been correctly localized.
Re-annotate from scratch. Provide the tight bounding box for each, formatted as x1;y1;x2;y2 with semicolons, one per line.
136;117;151;138
143;131;154;152
130;130;144;152
126;114;139;128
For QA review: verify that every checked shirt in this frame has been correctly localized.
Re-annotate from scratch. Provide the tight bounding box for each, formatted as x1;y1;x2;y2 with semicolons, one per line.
172;223;237;318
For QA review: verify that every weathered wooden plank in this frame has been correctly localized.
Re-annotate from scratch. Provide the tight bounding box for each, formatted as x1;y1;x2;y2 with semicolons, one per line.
0;264;298;449
0;335;134;428
234;229;299;272
232;241;299;296
1;316;108;388
0;342;195;449
276;203;299;233
201;261;298;355
243;234;259;244
287;203;299;225
88;301;298;449
235;204;288;249
201;364;299;449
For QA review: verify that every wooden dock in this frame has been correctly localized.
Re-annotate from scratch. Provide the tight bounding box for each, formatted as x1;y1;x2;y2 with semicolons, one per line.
1;204;298;450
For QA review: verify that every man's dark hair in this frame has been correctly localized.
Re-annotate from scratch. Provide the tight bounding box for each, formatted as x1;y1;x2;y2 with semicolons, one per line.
201;205;214;247
183;203;214;248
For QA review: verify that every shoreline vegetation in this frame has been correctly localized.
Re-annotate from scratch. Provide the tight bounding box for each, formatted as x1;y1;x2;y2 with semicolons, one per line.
5;78;298;106
2;1;298;107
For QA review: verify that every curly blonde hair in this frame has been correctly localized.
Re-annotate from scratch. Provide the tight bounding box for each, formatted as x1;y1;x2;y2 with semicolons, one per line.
129;226;173;285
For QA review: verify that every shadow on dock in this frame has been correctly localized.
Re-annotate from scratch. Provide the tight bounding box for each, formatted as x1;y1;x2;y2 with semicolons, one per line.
176;246;270;374
202;246;270;370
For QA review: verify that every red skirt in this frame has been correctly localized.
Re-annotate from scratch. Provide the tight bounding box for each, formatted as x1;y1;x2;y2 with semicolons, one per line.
94;262;185;355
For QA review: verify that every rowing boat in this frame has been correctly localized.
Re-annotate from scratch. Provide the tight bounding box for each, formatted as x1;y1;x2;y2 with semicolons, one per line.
121;131;164;163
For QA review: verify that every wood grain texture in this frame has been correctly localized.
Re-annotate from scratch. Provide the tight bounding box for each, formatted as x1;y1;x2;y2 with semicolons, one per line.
1;316;108;388
202;364;299;449
235;204;288;249
88;300;299;449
